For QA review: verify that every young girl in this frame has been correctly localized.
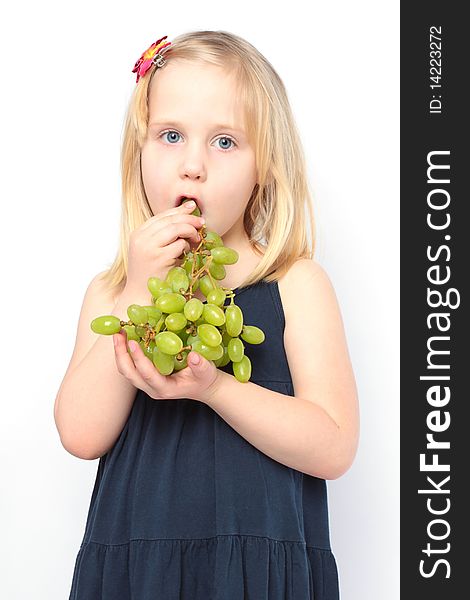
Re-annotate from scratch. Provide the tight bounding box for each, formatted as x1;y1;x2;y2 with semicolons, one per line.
55;30;359;600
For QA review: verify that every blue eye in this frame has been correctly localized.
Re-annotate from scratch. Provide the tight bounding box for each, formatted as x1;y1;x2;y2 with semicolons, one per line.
216;137;235;151
161;130;181;144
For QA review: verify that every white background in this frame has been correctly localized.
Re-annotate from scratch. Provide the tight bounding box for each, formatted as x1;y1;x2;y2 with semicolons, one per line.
0;1;399;598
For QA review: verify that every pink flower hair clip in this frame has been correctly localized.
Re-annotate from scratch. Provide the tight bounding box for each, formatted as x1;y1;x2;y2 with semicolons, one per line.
132;36;172;84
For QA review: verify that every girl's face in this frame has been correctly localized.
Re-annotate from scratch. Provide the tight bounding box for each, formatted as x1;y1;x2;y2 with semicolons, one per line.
141;61;258;243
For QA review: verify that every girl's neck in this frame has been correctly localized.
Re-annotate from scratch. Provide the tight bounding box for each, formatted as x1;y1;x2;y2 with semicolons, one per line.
216;232;264;290
221;233;249;257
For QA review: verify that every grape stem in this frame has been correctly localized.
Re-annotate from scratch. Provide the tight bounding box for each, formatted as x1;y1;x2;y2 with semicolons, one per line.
205;267;218;291
185;226;206;300
183;224;225;301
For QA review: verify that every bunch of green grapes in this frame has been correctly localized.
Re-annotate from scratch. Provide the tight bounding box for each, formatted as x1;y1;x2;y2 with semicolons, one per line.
90;198;265;383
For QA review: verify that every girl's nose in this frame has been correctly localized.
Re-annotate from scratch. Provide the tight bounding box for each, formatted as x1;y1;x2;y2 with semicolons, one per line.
179;144;207;181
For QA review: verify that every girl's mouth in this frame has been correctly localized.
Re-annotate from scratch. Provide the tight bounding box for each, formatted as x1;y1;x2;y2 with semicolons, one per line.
176;195;200;207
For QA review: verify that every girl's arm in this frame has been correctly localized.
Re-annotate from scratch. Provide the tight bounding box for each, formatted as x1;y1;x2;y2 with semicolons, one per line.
202;259;360;480
54;272;146;460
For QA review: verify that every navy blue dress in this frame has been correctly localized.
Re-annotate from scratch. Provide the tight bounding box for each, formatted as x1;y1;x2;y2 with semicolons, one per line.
69;279;340;599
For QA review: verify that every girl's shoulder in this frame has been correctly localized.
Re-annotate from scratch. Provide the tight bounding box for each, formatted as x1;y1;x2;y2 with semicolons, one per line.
94;270;126;306
277;258;333;319
280;257;326;282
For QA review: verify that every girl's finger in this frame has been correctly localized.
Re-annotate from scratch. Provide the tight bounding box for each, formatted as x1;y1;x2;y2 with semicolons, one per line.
140;202;200;231
139;213;185;233
113;334;158;396
113;333;140;380
151;222;200;244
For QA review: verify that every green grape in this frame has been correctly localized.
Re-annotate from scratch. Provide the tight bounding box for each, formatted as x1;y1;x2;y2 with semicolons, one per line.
165;312;187;332
219;346;231;367
197;323;222;347
214;345;231;367
91;315;122;335
208;344;224;361
153;346;175;375
181;273;199;291
225;304;243;337
211;246;239;265
183;252;203;275
202;230;223;248
208;261;226;280
154;316;166;334
187;334;200;346
191;340;224;361
147;277;167;298
166;265;186;280
140;340;155;361
179;331;190;346
199;274;216;297
173;350;189;371
127;304;148;325
138;340;152;359
221;330;233;346
166;266;190;293
199;254;210;274
183;258;192;276
155;331;184;355
197;253;205;269
143;305;163;320
241;325;266;345
228;337;245;362
233;355;252;383
158;286;173;297
203;303;226;326
206;287;226;307
122;324;139;342
195;317;206;326
184;297;204;321
148;316;157;327
155;292;186;314
134;325;147;338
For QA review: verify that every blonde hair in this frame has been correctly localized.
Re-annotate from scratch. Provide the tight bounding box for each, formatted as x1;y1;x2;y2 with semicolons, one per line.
100;30;316;295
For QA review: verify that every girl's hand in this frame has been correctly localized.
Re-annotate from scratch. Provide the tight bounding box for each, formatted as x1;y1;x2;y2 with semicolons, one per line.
113;330;222;404
125;201;205;299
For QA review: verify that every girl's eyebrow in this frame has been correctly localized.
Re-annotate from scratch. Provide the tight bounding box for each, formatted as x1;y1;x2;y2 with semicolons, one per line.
149;120;245;135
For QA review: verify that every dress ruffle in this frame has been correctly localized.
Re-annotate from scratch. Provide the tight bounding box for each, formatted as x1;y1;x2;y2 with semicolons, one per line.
70;535;339;600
